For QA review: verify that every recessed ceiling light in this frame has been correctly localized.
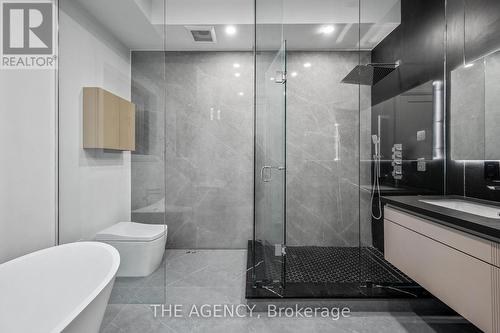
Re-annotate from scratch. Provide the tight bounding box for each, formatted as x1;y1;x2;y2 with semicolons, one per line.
270;77;275;81
319;25;335;34
234;73;241;77
233;63;240;68
238;92;244;96
225;25;237;35
303;62;312;68
291;72;298;77
464;63;474;68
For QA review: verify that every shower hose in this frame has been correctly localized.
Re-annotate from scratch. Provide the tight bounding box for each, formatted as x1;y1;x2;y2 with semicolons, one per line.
371;155;383;220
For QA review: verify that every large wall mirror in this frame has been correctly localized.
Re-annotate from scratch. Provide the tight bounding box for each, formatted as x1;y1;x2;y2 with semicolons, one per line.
451;49;500;160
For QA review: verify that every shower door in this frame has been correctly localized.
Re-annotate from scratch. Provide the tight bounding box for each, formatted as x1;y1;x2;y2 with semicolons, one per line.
254;41;287;288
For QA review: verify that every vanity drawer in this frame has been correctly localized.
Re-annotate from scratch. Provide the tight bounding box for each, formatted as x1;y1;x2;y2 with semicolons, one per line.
385;206;500;267
385;219;500;333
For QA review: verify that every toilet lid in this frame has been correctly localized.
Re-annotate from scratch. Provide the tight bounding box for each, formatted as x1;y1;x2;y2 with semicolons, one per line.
95;222;167;242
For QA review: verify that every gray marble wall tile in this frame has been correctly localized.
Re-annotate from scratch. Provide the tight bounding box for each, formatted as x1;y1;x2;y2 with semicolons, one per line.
132;52;254;249
286;51;371;247
132;51;371;249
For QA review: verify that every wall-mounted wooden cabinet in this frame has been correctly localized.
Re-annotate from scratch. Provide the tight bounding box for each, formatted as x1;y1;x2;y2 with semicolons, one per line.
83;87;135;151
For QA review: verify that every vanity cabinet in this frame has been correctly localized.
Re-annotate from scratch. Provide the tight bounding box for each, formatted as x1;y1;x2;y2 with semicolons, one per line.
384;206;500;333
83;87;136;151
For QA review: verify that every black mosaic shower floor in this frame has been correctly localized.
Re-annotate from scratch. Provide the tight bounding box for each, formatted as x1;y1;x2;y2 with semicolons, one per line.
285;246;413;284
261;245;413;284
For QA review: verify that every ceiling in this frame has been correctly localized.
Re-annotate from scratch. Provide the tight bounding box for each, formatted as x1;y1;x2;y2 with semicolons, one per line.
68;0;401;51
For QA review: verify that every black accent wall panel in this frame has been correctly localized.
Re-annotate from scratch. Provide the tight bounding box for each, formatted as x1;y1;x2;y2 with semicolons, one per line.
372;0;500;202
370;0;445;193
371;0;445;106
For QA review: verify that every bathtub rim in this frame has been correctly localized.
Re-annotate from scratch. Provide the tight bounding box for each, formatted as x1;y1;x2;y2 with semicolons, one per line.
0;241;120;333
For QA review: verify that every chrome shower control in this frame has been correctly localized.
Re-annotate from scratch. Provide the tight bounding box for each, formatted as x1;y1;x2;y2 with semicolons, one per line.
392;144;403;151
392;144;403;180
275;71;287;84
392;151;402;159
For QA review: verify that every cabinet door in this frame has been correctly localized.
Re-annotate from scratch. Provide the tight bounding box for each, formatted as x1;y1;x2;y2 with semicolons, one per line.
101;89;120;149
119;98;135;151
385;219;500;333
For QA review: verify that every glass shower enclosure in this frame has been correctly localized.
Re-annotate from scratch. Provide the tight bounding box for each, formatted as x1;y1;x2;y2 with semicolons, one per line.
253;41;287;288
249;0;431;298
58;0;168;305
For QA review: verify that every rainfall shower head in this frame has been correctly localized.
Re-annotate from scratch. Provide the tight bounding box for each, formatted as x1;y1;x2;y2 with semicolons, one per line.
341;61;400;86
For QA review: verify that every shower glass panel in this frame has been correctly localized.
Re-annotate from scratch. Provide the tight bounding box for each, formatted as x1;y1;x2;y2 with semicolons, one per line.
162;1;254;250
359;0;444;297
252;0;286;289
58;0;167;304
250;0;436;299
252;0;365;296
254;42;287;288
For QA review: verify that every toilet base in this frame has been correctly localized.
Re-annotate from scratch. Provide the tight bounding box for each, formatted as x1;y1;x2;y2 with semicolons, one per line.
100;235;166;277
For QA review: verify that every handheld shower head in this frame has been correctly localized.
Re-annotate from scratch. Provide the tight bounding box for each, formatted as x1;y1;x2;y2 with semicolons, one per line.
371;134;383;220
372;135;380;159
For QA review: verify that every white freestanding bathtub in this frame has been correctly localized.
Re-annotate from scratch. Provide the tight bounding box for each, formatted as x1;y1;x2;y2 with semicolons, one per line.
0;242;120;333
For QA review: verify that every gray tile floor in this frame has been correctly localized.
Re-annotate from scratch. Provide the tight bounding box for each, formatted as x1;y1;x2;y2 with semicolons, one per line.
100;250;480;333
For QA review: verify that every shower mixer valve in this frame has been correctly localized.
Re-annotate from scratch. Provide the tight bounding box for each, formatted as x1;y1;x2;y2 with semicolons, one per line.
391;144;403;180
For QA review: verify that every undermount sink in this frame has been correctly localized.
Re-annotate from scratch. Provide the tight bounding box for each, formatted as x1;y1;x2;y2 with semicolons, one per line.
419;199;500;219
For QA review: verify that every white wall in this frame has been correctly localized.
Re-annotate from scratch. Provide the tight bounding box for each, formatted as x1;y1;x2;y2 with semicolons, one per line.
59;1;132;243
0;70;57;263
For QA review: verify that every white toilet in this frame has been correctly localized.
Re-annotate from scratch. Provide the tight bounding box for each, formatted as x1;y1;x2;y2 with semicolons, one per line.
95;222;167;277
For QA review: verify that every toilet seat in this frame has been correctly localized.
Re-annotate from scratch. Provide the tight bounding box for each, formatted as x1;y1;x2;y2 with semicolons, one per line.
95;222;167;242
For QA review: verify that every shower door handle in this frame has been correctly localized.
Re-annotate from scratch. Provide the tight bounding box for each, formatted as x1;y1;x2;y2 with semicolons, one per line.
261;166;286;182
261;166;272;182
275;71;287;84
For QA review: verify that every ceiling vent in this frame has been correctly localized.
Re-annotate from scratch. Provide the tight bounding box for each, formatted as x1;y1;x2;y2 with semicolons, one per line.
185;26;217;43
